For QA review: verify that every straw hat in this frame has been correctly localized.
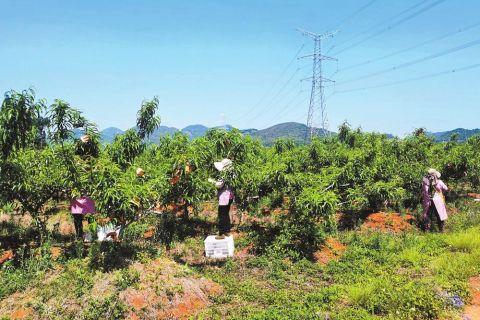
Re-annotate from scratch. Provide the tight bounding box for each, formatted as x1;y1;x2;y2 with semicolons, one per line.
80;135;90;143
427;168;441;179
214;159;233;172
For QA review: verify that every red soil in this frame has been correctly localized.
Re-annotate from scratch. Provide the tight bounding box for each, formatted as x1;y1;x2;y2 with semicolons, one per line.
0;250;14;265
235;243;254;260
127;312;140;320
118;259;223;320
126;292;149;310
464;276;480;320
314;238;347;265
10;308;32;319
59;221;75;236
362;212;415;233
167;296;207;320
143;227;155;239
50;247;63;260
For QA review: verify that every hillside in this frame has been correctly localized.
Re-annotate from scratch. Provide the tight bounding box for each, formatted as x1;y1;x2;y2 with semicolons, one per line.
146;126;179;142
429;128;480;142
101;127;125;142
181;125;209;139
243;122;332;145
96;124;480;145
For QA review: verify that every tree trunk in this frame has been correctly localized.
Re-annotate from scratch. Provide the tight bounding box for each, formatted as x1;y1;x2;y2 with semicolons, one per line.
33;213;48;244
183;203;189;221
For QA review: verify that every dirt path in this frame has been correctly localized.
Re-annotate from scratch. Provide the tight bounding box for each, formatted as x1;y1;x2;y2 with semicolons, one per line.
464;276;480;320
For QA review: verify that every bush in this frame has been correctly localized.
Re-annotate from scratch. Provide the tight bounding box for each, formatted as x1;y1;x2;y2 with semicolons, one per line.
114;267;140;290
82;295;128;320
270;188;338;260
0;246;53;299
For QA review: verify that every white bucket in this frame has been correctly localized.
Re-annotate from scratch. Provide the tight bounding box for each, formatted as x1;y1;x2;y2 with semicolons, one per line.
204;235;234;258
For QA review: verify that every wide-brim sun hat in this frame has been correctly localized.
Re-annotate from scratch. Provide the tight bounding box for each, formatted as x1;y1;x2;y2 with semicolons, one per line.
427;168;441;179
214;158;233;172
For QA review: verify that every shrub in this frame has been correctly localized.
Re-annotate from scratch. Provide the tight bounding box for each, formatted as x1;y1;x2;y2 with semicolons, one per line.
270;188;338;260
82;295;128;320
114;267;140;290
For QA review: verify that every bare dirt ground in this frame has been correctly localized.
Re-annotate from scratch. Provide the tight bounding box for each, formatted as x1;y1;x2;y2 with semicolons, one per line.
314;237;347;265
361;212;415;233
464;276;480;320
0;258;222;320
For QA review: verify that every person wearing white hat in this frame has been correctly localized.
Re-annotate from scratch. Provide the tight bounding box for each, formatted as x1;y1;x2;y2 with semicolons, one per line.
209;159;235;239
422;168;449;232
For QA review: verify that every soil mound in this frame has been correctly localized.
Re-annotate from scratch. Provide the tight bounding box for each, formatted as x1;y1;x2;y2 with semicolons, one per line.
314;238;347;265
362;212;414;233
464;276;480;320
0;258;222;320
124;258;223;320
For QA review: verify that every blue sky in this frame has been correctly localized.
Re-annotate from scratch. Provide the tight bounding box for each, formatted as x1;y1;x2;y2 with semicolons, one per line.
0;0;478;135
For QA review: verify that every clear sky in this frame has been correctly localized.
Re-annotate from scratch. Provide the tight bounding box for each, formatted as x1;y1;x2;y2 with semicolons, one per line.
0;0;478;135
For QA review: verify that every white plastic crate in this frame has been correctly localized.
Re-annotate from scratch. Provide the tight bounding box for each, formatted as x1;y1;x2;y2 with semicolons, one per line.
204;235;235;258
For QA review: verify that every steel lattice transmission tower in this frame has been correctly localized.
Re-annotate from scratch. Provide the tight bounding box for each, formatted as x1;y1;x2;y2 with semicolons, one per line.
298;28;338;141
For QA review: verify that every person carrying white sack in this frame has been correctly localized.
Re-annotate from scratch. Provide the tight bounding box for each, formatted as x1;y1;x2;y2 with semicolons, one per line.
208;159;235;239
422;168;449;232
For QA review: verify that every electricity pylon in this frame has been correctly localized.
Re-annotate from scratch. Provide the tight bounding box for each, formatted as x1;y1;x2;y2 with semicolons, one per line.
298;28;338;141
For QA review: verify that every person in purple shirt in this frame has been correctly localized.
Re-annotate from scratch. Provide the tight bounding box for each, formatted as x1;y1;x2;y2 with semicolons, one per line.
422;168;449;232
70;196;95;239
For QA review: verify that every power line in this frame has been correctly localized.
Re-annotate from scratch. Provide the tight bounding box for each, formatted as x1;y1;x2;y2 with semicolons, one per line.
262;91;308;127
327;0;430;54
338;21;480;72
331;0;446;56
243;67;303;124
330;0;380;31
335;63;480;94
236;43;305;122
273;89;337;127
336;38;480;85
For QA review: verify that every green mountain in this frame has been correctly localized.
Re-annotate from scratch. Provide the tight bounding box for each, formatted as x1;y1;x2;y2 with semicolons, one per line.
94;124;480;145
243;122;331;145
182;125;209;139
146;126;179;142
429;128;480;142
101;127;125;142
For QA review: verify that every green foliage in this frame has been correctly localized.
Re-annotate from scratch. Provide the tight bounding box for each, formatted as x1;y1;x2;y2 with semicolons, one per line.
1;148;66;241
108;129;145;168
114;267;140;290
136;96;161;140
270;188;338;260
444;227;480;252
88;242;137;272
0;88;46;159
82;295;128;320
48;99;86;144
0;245;53;299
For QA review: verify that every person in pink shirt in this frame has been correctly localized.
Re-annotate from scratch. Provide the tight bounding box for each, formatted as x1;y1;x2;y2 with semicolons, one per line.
209;159;235;239
422;168;449;232
70;196;95;239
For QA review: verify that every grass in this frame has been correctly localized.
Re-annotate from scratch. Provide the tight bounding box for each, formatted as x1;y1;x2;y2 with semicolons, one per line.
1;198;480;319
444;227;480;252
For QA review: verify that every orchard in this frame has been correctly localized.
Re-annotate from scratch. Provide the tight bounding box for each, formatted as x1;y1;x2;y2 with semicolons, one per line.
1;88;480;319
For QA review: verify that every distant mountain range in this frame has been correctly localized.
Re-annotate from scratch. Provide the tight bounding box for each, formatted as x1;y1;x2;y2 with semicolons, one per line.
428;128;480;142
93;122;331;145
87;123;479;145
